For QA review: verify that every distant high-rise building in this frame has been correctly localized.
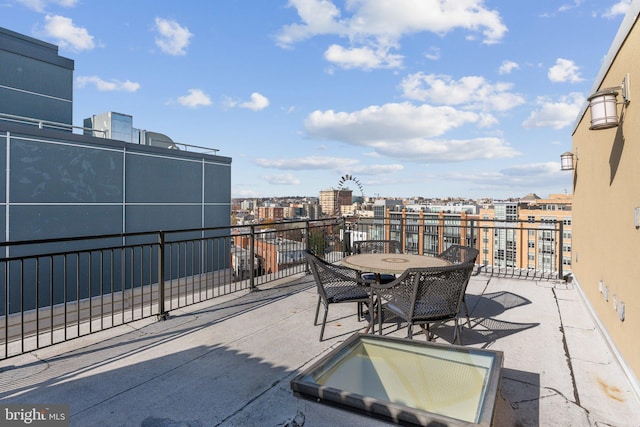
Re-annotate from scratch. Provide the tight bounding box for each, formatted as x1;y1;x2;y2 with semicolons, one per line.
258;206;284;222
479;194;572;273
319;188;352;217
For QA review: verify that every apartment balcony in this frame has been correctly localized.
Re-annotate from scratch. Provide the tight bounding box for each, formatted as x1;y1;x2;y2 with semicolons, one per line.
1;269;639;426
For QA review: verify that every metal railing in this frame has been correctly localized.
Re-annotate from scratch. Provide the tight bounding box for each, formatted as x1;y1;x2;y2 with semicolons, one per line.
0;113;220;155
0;112;107;135
343;215;568;280
0;216;566;359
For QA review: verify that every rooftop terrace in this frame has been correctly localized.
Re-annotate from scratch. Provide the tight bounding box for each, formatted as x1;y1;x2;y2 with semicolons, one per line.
0;271;639;426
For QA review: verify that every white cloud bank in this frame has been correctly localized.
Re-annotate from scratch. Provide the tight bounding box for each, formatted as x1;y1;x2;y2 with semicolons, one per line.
522;92;585;129
304;102;520;163
76;76;140;92
276;0;507;70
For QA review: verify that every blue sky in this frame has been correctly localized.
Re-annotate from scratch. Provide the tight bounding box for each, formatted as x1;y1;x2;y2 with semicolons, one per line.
1;0;632;199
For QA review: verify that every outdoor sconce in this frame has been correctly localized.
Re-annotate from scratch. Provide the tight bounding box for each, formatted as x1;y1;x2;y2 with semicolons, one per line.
560;150;576;171
588;74;631;130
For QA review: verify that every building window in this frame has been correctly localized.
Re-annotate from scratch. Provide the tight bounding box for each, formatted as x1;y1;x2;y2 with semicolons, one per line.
563;217;572;226
527;215;535;222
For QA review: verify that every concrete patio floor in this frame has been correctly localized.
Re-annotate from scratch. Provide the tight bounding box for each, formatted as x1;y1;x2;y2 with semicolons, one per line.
0;272;639;426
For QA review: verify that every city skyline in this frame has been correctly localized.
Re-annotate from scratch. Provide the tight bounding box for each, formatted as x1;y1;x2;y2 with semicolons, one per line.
1;0;631;199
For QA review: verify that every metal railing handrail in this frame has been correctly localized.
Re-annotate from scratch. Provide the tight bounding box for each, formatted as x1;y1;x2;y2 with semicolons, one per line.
0;112;107;135
0;216;566;360
0;113;221;155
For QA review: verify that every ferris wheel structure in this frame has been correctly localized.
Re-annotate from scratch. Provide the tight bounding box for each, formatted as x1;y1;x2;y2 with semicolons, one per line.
335;174;365;216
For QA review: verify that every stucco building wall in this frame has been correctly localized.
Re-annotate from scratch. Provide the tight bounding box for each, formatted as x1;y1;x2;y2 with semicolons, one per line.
572;5;640;388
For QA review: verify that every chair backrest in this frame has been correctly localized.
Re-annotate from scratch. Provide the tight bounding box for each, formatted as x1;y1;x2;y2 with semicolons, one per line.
303;250;367;302
438;244;479;265
353;240;402;254
374;262;475;322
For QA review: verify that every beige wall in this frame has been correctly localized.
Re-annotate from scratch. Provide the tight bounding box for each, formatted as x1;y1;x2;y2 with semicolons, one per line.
572;17;640;383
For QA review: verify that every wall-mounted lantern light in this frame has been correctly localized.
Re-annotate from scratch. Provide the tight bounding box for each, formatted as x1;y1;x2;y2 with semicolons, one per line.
588;74;631;130
560;151;576;171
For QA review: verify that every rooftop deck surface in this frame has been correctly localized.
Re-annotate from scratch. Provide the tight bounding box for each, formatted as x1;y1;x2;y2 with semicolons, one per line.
1;272;639;426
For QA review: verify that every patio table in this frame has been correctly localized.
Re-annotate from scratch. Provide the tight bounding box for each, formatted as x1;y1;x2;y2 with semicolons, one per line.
342;253;450;277
342;253;451;334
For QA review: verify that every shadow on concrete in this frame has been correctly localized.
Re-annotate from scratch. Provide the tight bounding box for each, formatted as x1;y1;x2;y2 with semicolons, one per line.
495;368;541;427
373;290;537;347
0;341;299;426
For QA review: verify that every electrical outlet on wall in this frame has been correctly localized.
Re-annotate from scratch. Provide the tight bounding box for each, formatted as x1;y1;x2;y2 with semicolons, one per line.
604;286;609;302
599;280;603;293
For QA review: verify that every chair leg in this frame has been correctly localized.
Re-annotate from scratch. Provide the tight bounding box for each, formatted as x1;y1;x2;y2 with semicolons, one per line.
462;298;471;327
453;319;461;345
319;306;329;341
314;296;321;326
407;324;413;339
426;324;434;341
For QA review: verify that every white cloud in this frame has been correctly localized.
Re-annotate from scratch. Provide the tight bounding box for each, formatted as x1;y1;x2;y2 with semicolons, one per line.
306;102;479;141
548;58;583;83
224;93;270;111
558;1;583;13
400;73;525;112
177;89;212;108
76;76;140;92
444;162;568;189
324;44;403;70
241;92;270;111
262;173;301;185
498;60;519;75
255;156;404;176
522;92;585;129
372;137;520;163
17;0;78;12
275;0;348;47
154;17;192;56
276;0;507;70
42;15;94;51
424;46;440;61
603;0;631;18
350;164;404;175
255;156;360;170
303;102;519;162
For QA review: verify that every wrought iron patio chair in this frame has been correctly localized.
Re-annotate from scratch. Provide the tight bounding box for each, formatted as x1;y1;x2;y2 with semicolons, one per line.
437;244;479;326
353;239;402;284
303;250;373;341
437;244;479;265
371;262;475;344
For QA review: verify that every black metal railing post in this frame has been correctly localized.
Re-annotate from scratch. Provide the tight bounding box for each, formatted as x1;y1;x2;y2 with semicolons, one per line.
342;217;351;256
558;220;564;280
158;231;168;320
249;224;256;291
